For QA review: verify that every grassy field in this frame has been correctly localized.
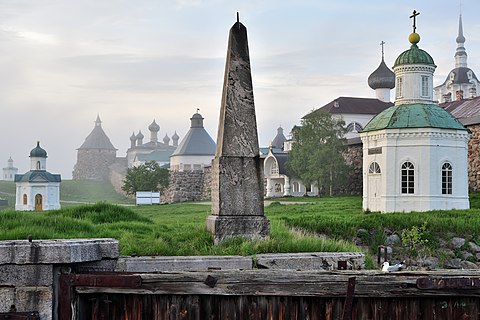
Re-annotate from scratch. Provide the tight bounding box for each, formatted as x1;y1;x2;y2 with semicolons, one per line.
1;184;480;264
0;180;133;209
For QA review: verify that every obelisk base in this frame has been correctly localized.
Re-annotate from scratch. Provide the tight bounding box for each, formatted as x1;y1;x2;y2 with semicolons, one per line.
206;215;270;244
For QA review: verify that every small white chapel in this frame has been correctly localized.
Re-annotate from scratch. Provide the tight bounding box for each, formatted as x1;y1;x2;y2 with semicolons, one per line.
360;11;470;213
14;142;61;211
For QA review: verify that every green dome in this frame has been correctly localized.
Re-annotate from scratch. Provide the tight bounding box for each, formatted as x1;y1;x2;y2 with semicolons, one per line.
29;141;47;158
393;44;436;67
363;103;466;132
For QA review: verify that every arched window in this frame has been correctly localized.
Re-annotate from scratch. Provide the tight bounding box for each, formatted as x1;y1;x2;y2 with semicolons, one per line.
442;162;452;195
271;161;279;175
368;162;381;174
401;161;414;194
36;161;41;170
292;182;300;193
346;122;363;133
275;183;282;193
23;194;27;205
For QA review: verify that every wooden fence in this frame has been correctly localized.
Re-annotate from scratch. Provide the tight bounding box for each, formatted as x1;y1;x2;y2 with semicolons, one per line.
61;269;480;319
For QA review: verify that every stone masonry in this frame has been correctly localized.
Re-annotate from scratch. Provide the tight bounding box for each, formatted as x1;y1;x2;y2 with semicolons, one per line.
163;168;211;203
0;239;118;320
467;123;480;192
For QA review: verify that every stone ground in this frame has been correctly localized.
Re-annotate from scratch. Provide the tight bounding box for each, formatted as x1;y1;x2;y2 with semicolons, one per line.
355;228;480;270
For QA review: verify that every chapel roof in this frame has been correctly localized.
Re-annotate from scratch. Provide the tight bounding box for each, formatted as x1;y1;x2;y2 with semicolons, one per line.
14;171;61;183
363;103;466;132
30;141;47;158
269;151;289;175
393;33;436;68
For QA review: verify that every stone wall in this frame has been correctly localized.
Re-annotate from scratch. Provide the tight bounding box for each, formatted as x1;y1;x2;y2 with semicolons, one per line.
109;159;128;196
72;149;117;182
162;169;211;203
467;124;480;192
0;239;118;320
338;142;363;195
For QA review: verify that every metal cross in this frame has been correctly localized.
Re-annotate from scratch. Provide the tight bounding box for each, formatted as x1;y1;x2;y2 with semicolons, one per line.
409;10;420;33
380;41;385;60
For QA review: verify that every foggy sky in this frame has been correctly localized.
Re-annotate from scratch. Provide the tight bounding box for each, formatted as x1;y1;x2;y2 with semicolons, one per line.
0;0;478;178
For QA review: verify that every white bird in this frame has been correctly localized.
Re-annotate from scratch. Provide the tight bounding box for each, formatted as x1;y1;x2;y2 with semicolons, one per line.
382;261;405;272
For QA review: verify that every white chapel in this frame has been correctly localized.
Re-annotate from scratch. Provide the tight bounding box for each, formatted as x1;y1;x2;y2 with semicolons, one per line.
14;142;61;211
360;11;470;213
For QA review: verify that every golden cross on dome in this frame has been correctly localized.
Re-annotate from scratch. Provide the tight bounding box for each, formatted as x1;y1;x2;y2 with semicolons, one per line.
409;10;420;33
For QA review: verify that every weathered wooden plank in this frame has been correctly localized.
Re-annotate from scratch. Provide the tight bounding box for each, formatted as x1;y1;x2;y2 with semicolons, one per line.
75;270;480;298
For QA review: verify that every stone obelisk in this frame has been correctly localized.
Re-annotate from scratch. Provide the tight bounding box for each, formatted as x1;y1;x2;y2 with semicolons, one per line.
206;16;270;244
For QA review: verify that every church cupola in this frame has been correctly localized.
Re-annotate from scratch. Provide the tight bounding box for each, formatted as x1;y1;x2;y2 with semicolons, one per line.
393;11;436;105
148;119;160;143
368;41;395;102
136;130;144;146
130;132;137;148
29;141;47;171
190;110;204;128
172;131;179;147
433;13;479;103
163;133;170;145
271;126;287;149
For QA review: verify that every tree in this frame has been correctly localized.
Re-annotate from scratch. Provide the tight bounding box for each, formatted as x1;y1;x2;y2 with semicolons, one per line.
122;161;169;196
286;110;348;196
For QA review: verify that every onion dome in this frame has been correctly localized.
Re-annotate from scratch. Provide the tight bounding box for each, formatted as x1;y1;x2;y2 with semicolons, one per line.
8;156;13;163
136;131;144;140
393;33;435;67
148;119;160;132
368;59;395;89
30;141;47;158
163;134;170;145
172;131;179;140
130;132;136;141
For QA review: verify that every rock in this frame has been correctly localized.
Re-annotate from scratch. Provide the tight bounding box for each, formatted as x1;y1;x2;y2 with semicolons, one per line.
383;228;393;235
442;248;455;258
476;253;480;261
385;234;400;246
445;258;462;269
451;237;466;249
469;241;480;252
462;251;473;260
460;260;479;269
356;229;369;238
421;257;439;269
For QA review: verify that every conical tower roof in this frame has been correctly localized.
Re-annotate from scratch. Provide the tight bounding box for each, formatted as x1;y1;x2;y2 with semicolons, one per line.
78;116;117;150
171;112;215;156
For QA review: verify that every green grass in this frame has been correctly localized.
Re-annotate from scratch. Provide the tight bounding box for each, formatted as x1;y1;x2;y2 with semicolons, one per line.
0;180;133;210
1;191;480;259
